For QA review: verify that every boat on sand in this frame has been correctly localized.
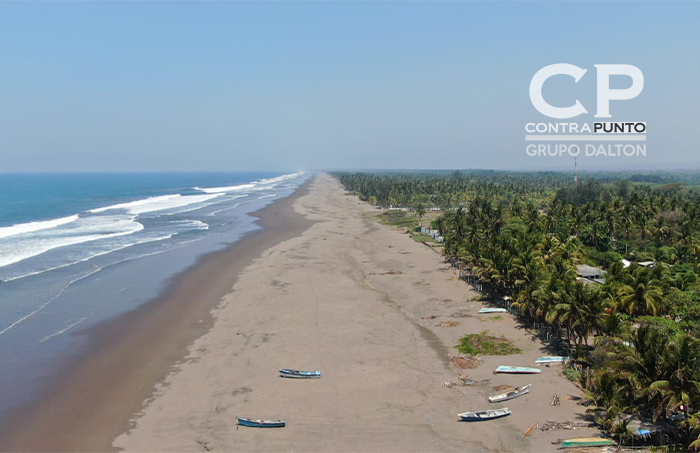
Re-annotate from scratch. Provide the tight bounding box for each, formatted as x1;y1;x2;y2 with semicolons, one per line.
237;416;286;428
494;365;541;374
478;308;507;314
458;408;511;421
535;356;569;364
559;437;614;448
488;384;531;403
279;368;321;379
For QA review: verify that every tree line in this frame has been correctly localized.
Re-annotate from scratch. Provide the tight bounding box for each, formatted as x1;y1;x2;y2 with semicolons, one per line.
334;170;700;449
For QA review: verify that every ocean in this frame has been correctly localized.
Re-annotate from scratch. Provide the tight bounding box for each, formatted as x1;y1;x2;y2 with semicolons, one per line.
0;171;307;418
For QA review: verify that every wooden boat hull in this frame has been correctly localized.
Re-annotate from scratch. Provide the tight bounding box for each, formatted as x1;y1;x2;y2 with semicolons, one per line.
559;437;613;448
494;366;541;374
488;384;531;403
279;368;321;379
458;408;511;421
237;417;285;428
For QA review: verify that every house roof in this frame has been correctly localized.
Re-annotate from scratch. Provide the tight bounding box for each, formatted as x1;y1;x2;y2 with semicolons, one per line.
576;264;607;278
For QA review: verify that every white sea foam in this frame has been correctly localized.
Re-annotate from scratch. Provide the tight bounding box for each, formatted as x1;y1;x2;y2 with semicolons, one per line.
0;215;144;268
209;202;246;217
257;171;305;185
0;215;80;240
0;267;102;336
193;171;304;194
88;193;222;215
0;219;207;282
193;183;257;194
39;316;90;343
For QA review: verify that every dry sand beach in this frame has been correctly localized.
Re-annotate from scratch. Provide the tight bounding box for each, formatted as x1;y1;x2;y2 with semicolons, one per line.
111;173;599;452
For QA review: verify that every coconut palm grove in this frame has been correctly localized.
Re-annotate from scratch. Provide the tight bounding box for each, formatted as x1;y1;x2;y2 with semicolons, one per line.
334;170;700;450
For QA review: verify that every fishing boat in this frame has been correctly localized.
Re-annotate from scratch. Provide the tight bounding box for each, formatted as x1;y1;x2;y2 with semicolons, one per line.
488;384;531;403
559;437;613;448
458;408;511;421
478;308;507;314
279;368;321;379
494;365;541;374
237;416;286;428
535;356;570;364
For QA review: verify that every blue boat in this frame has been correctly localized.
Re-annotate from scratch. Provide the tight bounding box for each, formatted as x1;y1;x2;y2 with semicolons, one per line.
494;365;541;374
279;368;321;379
237;416;286;428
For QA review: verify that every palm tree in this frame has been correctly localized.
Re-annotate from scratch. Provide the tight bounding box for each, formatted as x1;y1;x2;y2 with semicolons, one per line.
617;267;664;316
546;284;585;346
649;335;700;420
415;203;426;227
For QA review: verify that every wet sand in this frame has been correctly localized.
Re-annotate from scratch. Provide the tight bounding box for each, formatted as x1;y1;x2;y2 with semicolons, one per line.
0;179;314;452
112;173;598;452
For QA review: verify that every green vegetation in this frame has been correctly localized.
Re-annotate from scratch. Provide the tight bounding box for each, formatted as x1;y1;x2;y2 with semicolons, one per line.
410;233;436;243
456;331;521;355
335;170;700;450
563;366;581;383
481;315;503;322
374;210;418;229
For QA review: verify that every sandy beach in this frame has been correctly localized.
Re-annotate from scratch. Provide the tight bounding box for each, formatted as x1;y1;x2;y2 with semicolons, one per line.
107;173;598;452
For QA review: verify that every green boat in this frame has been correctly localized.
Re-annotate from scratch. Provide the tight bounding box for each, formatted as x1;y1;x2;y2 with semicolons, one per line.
559;437;614;448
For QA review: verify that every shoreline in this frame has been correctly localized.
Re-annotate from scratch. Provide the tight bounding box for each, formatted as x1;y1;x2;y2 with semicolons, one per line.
0;178;314;452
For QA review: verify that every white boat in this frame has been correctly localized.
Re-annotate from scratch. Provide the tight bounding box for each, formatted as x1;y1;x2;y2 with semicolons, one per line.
494;366;542;374
535;356;569;364
478;308;507;314
488;384;531;403
458;408;511;421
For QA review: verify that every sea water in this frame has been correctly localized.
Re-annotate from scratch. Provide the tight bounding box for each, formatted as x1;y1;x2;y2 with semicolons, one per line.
0;171;307;418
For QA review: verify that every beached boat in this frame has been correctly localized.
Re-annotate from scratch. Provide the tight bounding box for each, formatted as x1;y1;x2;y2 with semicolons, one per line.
458;408;511;421
559;437;613;448
237;416;286;428
535;356;570;364
494;365;542;374
478;308;507;314
488;384;531;403
279;368;321;379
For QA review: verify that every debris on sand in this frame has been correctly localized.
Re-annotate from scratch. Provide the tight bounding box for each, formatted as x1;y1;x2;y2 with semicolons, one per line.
449;311;471;318
522;423;538;438
443;381;458;389
369;270;405;276
540;420;595;431
436;321;461;327
421;315;438;320
551;393;561;406
451;356;479;369
491;384;514;392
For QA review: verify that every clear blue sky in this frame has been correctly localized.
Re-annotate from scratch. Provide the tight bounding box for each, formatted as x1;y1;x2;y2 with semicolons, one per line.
0;1;698;172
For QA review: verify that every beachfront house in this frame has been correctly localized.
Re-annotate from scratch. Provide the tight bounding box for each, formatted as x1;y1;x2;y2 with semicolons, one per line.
419;226;444;243
576;264;607;285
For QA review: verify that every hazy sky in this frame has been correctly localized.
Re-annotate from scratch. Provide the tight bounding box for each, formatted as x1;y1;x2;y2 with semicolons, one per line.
0;2;698;172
